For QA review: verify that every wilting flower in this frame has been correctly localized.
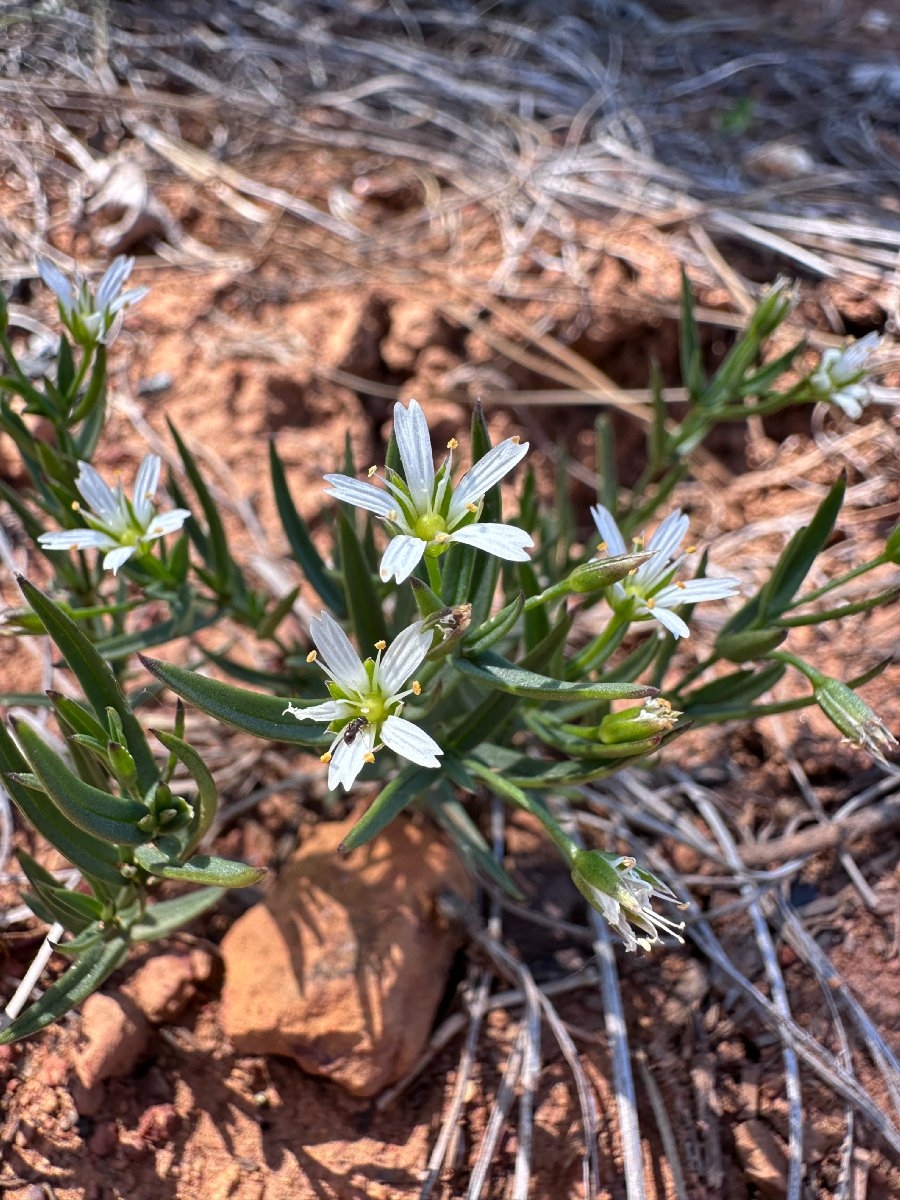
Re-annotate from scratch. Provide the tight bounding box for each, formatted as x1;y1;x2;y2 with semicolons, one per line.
597;696;682;745
809;332;882;419
571;849;685;953
589;505;740;639
37;255;148;347
284;611;443;790
38;455;191;574
324;399;533;584
812;672;897;763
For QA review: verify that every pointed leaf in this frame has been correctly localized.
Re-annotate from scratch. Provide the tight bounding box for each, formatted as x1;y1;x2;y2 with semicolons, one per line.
133;845;265;887
454;651;656;702
151;728;217;854
129;887;226;942
464;592;524;654
139;656;323;745
337;507;387;649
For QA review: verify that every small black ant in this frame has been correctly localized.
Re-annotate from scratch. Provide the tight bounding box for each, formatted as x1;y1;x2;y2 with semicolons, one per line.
342;716;369;745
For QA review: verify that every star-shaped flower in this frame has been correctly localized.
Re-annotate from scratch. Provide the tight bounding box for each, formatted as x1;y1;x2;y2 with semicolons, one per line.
809;332;883;420
284;611;443;791
571;849;685;953
589;505;739;639
37;255;148;347
38;455;191;574
324;400;534;584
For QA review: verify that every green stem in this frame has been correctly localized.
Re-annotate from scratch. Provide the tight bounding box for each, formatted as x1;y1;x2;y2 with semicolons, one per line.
425;554;443;595
568;608;631;676
464;757;577;864
786;556;887;609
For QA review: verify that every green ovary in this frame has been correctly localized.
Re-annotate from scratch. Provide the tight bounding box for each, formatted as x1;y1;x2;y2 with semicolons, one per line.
359;694;387;723
414;512;446;541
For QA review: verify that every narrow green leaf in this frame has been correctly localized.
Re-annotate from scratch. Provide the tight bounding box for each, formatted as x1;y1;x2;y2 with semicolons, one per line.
339;766;434;854
151;728;217;854
427;792;522;898
464;593;524;655
16;850;104;933
680;661;787;717
52;924;107;957
337;507;387;650
129;887;226;942
758;474;846;620
139;656;323;745
56;332;75;399
16;578;157;791
14;721;151;846
269;441;346;615
440;541;476;608
167;418;237;593
0;936;128;1045
133;845;265;887
455;651;657;702
679;268;705;401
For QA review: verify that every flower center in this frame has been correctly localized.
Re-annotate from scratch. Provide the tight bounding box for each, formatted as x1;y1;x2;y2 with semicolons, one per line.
359;693;387;723
414;512;447;541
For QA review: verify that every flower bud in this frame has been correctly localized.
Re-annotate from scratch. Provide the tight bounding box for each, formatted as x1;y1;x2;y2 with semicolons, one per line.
813;675;897;762
571;848;685;953
748;277;797;339
107;740;137;788
567;550;655;594
715;625;787;663
597;697;681;744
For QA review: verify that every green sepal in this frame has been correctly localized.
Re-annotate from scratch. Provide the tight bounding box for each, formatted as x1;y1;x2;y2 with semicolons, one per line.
128;887;226;942
269;441;346;616
410;576;445;619
0;936;128;1045
139;655;323;746
16;577;157;791
337;507;387;650
338;765;436;854
454;651;657;702
13;720;151;846
150;728;217;855
132;844;266;887
464;593;524;655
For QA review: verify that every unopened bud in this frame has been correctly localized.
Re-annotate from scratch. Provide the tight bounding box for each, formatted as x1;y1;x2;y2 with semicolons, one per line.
715;625;787;663
567;550;656;594
748;277;796;339
597;697;682;744
107;740;137;787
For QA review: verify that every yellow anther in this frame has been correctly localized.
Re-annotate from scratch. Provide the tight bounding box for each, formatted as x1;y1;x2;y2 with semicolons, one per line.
465;502;477;513
374;639;387;651
447;437;458;450
70;500;80;511
646;599;655;609
307;650;317;663
686;544;697;554
512;435;521;444
367;465;378;477
387;509;398;521
320;751;332;764
598;541;607;553
411;680;422;696
433;531;450;544
363;752;376;764
634;536;645;550
676;580;686;589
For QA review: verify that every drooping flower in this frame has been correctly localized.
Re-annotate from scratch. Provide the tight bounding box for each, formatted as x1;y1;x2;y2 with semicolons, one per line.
571;849;685;953
324;399;534;584
589;505;740;639
37;255;148;347
284;611;443;791
810;671;897;764
808;332;883;420
38;455;191;574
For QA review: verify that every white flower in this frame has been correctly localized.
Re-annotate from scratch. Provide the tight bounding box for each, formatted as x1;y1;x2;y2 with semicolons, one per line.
571;850;685;953
37;255;148;347
590;505;739;639
809;332;883;419
284;611;443;791
38;455;191;574
324;399;534;584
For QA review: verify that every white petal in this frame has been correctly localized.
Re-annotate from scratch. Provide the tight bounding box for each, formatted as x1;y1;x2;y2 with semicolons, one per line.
309;611;368;692
590;504;627;556
447;522;533;561
111;285;150;312
145;508;192;538
654;577;740;606
132;455;160;524
328;728;374;790
283;699;348;723
379;621;433;695
95;256;134;310
103;545;137;574
644;604;690;639
380;535;427;584
393;400;435;510
37;258;74;308
646;510;689;561
380;714;443;768
324;474;396;519
449;437;529;516
75;462;119;522
37;529;117;551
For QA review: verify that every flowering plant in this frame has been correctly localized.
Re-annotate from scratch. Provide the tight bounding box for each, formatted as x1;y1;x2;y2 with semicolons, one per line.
0;256;895;1045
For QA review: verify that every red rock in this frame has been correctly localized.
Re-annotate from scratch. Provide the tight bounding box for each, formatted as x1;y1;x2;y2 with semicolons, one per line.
220;814;471;1097
136;1102;177;1145
35;1051;70;1087
121;946;216;1024
75;993;149;1089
